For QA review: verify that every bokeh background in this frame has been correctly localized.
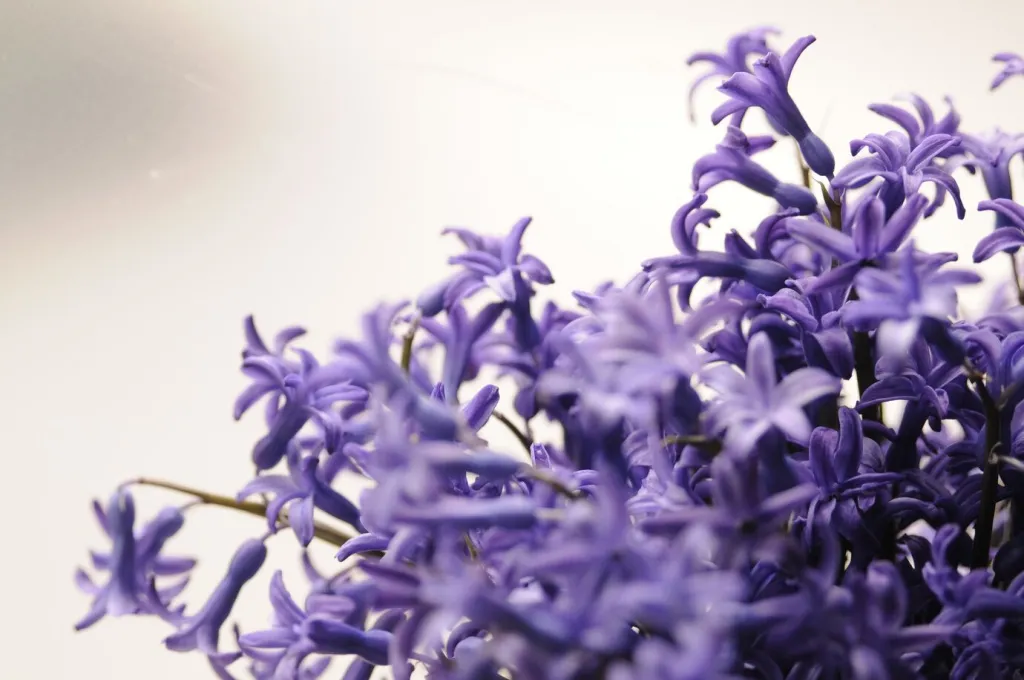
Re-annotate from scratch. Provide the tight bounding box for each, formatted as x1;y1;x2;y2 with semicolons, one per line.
5;0;1022;677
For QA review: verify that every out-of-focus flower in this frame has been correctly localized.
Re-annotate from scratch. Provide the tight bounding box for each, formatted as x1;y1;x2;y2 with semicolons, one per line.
991;52;1024;90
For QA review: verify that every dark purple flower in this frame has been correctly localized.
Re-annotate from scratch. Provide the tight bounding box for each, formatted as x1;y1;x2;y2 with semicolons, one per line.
991;53;1024;90
164;539;268;663
973;198;1024;262
692;126;819;214
833;131;966;219
714;36;836;177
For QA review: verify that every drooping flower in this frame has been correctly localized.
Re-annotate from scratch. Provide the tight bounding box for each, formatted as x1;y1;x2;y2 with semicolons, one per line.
714;36;836;177
692;126;819;214
164;539;268;663
868;94;962;152
956;129;1024;207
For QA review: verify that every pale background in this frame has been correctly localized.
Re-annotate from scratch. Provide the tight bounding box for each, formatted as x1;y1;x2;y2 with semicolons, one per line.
4;0;1022;677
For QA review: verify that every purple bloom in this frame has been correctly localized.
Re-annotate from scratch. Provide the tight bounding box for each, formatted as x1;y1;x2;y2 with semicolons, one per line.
685;26;777;121
786;192;929;293
991;52;1024;90
164;539;268;663
702;331;841;453
843;246;981;357
974;199;1024;262
714;36;836;177
693;126;818;214
238;571;391;675
868;94;961;152
956;129;1024;207
237;449;363;545
75;491;193;630
833;131;966;219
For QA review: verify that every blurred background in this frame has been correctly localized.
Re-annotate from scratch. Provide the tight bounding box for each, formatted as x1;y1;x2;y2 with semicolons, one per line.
5;0;1022;676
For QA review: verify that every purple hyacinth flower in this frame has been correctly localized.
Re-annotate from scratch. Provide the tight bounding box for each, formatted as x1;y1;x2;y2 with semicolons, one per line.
786;193;929;293
843;246;981;357
991;52;1024;90
164;538;268;663
419;302;505;403
868;94;961;152
953;130;1024;209
713;36;836;177
973;199;1024;262
237;451;363;546
75;491;141;628
832;131;965;219
438;217;553;308
685;26;777;122
693;126;818;214
702;331;842;453
238;571;391;675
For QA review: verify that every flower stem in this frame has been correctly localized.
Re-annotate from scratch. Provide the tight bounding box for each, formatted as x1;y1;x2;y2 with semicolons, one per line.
1010;252;1024;305
400;315;420;374
493;410;533;453
130;477;354;548
971;379;1002;569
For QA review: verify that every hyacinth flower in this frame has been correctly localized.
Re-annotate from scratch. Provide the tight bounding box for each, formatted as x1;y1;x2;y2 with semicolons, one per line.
73;29;1024;680
685;25;777;122
163;538;268;663
843;245;980;359
991;52;1024;90
713;35;836;177
702;331;841;454
416;217;554;317
786;192;929;294
869;94;962;150
75;491;194;630
955;130;1024;209
692;125;818;214
237;572;390;676
973;198;1024;262
237;449;363;545
832;130;966;219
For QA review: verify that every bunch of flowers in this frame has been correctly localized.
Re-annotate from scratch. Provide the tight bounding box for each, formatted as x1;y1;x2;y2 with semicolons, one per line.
75;28;1024;680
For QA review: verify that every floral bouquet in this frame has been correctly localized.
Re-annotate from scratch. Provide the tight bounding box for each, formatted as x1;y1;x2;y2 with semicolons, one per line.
73;28;1024;680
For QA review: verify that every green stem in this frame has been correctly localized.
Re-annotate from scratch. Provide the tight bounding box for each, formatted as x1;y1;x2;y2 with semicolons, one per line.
400;316;420;374
132;477;354;548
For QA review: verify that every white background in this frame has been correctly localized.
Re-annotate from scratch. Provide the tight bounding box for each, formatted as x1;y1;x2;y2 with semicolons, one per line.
4;0;1023;677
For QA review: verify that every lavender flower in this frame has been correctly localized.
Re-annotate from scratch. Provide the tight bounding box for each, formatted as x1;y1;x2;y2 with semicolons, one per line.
832;131;966;218
713;36;835;177
693;126;818;214
74;28;1024;680
685;26;777;121
703;331;841;454
991;52;1024;90
974;199;1024;263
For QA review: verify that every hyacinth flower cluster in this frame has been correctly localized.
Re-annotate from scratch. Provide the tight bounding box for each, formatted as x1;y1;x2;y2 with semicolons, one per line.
74;28;1024;680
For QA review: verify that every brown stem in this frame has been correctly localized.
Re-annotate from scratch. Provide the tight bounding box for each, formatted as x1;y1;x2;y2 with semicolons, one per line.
400;316;420;374
493;410;533;453
132;477;354;547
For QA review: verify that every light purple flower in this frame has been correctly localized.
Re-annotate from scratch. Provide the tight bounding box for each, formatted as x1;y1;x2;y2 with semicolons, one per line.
973;198;1024;262
991;52;1024;90
685;26;777;121
702;331;842;453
